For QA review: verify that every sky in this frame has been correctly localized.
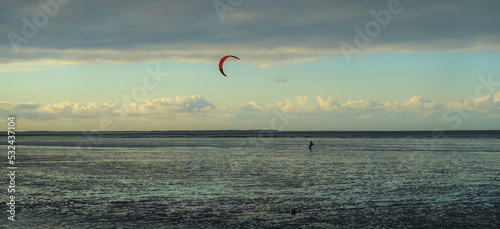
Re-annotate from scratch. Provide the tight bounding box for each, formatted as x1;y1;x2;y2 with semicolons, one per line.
1;0;500;131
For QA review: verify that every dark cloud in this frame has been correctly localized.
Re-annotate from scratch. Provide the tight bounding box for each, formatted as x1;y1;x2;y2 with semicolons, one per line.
15;103;40;110
19;112;58;120
2;0;499;63
273;76;288;83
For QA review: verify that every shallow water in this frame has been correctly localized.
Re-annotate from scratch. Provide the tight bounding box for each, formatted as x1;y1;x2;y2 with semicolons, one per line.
3;132;500;228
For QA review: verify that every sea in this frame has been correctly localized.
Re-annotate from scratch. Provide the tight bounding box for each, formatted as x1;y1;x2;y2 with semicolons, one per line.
2;130;499;228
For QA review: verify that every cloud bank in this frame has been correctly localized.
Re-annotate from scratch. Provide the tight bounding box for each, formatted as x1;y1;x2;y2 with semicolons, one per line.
2;92;500;130
2;0;500;69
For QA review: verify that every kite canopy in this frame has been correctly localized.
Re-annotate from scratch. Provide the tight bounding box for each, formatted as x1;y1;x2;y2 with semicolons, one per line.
219;55;239;77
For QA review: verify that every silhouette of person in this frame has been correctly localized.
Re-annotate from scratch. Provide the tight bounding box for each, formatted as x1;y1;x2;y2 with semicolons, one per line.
309;141;314;149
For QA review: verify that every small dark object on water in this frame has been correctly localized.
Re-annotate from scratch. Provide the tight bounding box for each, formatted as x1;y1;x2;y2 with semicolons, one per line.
309;141;314;149
290;208;297;215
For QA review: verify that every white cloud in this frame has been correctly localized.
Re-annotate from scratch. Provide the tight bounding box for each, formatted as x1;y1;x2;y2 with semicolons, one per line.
3;94;500;131
342;99;376;110
383;96;440;113
242;96;316;113
317;96;440;113
277;96;317;112
0;95;215;120
317;97;378;112
242;96;442;115
317;96;341;112
0;96;446;120
494;92;500;104
36;101;114;116
446;95;498;113
117;95;215;115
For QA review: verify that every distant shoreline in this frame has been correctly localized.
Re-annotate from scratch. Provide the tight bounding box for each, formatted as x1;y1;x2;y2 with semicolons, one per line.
4;129;500;133
2;130;499;139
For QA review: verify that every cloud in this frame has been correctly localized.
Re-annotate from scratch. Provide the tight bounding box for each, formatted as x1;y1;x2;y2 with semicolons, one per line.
0;101;39;111
317;96;341;112
0;101;56;120
36;101;114;117
494;92;500;105
2;93;500;131
383;96;440;113
0;94;496;124
240;101;266;112
243;95;443;114
276;96;317;112
357;114;372;119
5;96;446;120
273;76;288;83
15;103;40;110
342;99;377;110
446;94;499;113
117;95;215;115
0;95;215;120
317;96;442;113
0;46;341;69
242;96;316;113
2;1;500;69
317;97;380;112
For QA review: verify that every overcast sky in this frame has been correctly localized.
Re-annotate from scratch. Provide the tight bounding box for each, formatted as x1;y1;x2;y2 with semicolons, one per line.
1;0;500;131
